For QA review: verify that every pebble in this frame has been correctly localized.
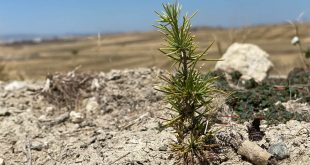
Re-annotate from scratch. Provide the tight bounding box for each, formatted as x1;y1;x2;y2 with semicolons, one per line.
268;142;289;160
75;158;83;163
0;158;4;165
107;70;121;80
18;104;26;110
140;127;148;131
31;141;45;151
45;106;55;113
103;105;114;114
1;92;8;98
4;81;27;91
0;108;10;116
81;137;97;148
158;145;168;151
38;115;51;122
91;78;100;90
85;97;99;113
70;111;84;123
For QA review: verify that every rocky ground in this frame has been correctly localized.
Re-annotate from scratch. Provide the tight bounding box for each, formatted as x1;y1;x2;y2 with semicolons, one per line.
0;68;309;165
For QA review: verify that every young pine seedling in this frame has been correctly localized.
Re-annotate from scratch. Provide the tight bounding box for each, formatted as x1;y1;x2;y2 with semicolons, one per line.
155;3;222;164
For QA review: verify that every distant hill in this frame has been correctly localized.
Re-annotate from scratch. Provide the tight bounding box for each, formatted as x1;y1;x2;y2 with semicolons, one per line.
0;23;310;79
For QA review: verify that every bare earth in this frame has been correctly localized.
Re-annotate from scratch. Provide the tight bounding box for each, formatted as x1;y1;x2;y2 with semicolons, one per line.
1;23;310;80
0;68;309;165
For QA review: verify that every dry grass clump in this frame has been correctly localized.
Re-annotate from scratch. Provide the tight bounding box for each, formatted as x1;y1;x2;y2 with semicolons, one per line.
40;68;94;110
0;62;9;81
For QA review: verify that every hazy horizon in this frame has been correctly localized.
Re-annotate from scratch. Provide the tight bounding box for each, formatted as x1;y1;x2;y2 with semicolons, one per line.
0;0;309;36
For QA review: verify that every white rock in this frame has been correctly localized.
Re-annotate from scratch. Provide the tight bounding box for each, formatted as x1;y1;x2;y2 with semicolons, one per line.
0;108;10;116
215;43;273;82
4;81;27;91
38;115;51;122
91;78;100;90
0;158;4;165
69;111;84;123
42;78;51;92
31;141;45;151
107;70;121;80
45;106;55;115
85;97;99;113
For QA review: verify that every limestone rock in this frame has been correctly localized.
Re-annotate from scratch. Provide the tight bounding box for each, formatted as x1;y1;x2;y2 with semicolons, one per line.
0;158;4;165
85;97;99;113
158;145;168;151
69;111;84;123
31;141;46;151
268;142;289;160
0;108;10;116
4;81;27;91
215;43;273;82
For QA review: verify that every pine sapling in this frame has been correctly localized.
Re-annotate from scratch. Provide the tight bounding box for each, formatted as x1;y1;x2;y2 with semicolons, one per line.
155;3;222;164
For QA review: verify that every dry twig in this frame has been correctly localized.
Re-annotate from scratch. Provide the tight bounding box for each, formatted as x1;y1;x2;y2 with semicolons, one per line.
109;152;130;165
24;137;32;165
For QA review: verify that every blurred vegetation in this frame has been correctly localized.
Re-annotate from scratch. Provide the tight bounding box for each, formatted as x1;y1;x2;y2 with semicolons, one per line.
0;63;9;81
207;69;310;125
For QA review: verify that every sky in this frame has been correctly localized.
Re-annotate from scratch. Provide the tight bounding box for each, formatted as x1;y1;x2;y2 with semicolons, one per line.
0;0;309;35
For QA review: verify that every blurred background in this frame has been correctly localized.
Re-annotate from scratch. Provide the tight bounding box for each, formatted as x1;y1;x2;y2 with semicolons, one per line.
0;0;310;80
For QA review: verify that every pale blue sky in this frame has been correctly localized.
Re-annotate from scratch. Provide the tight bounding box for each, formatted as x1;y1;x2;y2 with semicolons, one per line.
0;0;309;35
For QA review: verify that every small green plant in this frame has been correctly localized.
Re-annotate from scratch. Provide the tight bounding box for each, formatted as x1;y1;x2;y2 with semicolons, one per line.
155;3;222;164
222;69;310;125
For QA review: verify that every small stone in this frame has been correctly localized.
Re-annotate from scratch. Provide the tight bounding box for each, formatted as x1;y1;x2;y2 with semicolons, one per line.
97;135;106;142
268;142;289;160
52;112;69;125
45;106;55;113
91;78;100;90
18;104;26;110
0;158;4;165
107;70;121;80
70;111;84;123
75;157;83;163
1;92;8;98
260;124;268;132
79;121;96;128
0;108;10;116
38;115;51;122
103;105;113;114
4;81;27;91
80;143;88;148
140;127;148;131
85;97;99;113
31;141;45;151
81;137;97;148
159;145;168;151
